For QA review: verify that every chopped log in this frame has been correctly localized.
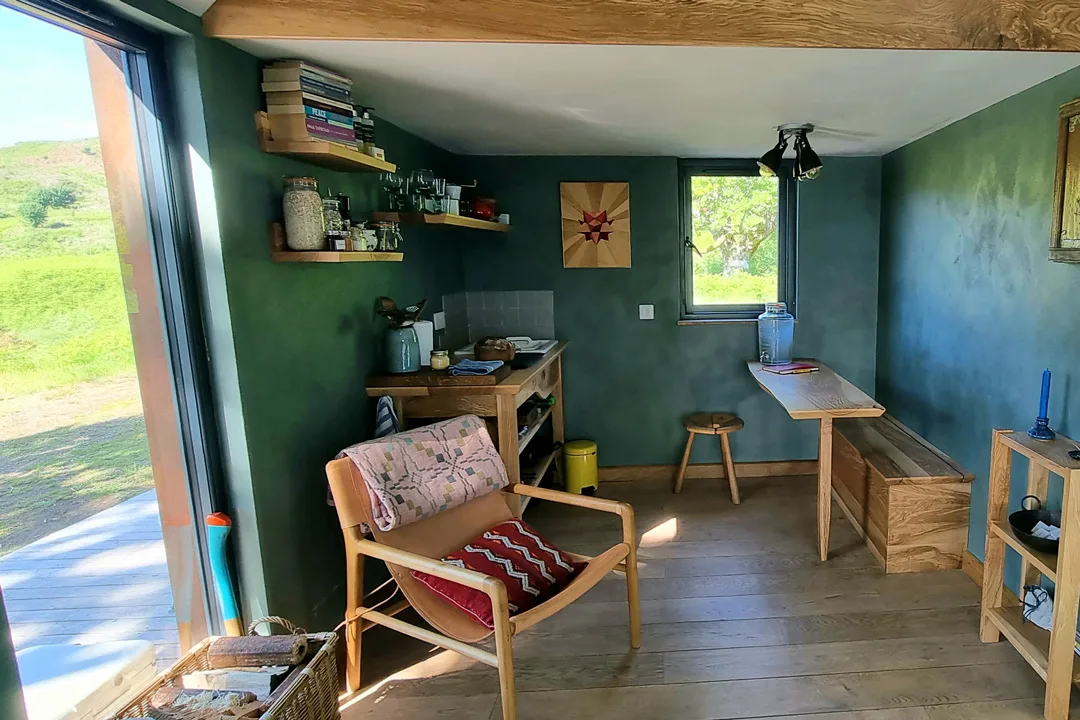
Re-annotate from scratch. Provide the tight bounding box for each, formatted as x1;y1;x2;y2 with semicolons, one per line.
206;635;307;669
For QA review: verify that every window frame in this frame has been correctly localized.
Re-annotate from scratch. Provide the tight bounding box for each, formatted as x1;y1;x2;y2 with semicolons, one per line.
678;159;798;322
8;0;228;633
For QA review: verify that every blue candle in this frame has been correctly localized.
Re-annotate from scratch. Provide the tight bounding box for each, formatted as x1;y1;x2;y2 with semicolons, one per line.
1039;369;1051;419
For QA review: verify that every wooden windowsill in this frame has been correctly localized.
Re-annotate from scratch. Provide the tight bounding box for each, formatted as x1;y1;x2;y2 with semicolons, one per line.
678;318;800;326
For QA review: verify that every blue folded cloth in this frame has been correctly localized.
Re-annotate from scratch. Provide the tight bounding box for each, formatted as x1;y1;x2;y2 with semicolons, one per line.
449;358;505;376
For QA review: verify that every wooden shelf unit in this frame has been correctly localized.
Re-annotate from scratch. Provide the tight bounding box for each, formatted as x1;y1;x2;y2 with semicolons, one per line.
255;111;397;173
269;223;402;263
371;212;511;232
981;429;1080;720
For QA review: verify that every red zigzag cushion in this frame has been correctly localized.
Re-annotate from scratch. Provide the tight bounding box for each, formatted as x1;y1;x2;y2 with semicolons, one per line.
411;519;585;629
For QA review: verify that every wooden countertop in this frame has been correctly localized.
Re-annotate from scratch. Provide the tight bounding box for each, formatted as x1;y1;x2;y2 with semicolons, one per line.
748;359;885;420
366;341;568;397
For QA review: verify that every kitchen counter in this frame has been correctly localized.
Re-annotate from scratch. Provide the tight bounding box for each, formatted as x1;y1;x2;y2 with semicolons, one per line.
366;341;568;514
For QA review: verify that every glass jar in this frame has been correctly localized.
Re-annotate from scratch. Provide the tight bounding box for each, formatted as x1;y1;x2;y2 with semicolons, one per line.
430;350;450;371
758;302;794;365
282;177;325;250
322;197;344;233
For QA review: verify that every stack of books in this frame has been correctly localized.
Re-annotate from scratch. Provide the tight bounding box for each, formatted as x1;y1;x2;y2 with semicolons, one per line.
262;61;357;147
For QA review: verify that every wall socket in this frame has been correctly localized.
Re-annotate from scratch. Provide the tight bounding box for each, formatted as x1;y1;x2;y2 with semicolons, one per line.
638;304;655;320
433;311;446;330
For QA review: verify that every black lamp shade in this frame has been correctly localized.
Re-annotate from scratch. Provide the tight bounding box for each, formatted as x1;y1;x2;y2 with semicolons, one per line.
757;135;787;177
794;132;823;180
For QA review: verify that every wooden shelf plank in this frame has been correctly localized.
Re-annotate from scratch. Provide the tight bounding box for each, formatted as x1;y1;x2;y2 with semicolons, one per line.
255;112;396;173
991;520;1058;582
986;605;1080;684
1001;430;1080;479
372;212;510;232
518;447;560;513
272;250;403;263
517;406;554;457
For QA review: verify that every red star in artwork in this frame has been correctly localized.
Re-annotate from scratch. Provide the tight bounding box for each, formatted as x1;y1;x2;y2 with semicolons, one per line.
579;210;613;243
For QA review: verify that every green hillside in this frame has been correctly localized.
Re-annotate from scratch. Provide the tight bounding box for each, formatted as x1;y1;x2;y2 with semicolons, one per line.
0;138;134;397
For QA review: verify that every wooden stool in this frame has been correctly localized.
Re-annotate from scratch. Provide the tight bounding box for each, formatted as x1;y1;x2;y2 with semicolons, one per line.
673;412;744;503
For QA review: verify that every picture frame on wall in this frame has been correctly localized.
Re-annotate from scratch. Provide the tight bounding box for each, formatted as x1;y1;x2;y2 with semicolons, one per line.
1050;97;1080;263
560;182;631;268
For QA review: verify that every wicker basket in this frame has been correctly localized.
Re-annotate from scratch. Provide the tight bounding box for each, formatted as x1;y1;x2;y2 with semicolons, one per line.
109;617;340;720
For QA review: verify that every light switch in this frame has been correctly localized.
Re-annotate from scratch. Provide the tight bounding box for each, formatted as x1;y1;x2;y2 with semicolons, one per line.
433;311;446;330
638;304;655;320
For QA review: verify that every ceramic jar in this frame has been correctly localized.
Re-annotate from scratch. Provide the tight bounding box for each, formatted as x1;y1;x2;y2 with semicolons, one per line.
386;325;420;373
282;177;325;250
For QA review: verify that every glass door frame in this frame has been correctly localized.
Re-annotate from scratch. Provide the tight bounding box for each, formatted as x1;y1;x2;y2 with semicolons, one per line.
1;0;228;636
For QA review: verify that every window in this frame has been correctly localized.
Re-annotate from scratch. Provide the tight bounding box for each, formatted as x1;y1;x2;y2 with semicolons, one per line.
680;160;796;321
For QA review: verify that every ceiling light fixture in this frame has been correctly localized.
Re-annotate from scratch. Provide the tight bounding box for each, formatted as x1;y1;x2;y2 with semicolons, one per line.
758;124;823;180
756;131;788;177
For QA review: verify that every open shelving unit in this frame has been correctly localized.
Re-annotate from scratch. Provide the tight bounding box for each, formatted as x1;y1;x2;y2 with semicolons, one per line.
515;404;558;512
981;429;1080;718
255;111;397;174
371;212;511;232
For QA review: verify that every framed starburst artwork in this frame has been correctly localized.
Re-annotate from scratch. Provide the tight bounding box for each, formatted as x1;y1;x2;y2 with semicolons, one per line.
560;182;631;268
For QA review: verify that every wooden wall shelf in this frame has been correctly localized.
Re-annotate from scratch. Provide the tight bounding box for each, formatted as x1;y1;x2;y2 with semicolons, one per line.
255;112;396;173
372;212;510;232
272;250;403;263
269;223;402;263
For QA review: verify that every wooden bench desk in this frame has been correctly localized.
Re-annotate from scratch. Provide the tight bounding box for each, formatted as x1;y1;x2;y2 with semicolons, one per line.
748;360;885;560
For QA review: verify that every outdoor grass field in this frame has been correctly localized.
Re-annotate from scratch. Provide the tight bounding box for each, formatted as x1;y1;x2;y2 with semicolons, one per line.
0;138;153;554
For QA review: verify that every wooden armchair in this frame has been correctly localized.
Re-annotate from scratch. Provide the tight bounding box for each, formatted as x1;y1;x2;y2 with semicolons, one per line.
325;457;641;720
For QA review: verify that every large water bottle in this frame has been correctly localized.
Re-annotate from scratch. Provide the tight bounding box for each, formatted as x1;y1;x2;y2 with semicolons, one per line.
758;302;794;365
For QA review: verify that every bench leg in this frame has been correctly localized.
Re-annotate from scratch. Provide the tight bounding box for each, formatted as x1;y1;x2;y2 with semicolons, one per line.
720;432;740;505
673;432;695;494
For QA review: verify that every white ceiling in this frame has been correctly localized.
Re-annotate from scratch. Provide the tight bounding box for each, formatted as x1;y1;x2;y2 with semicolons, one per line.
221;33;1080;157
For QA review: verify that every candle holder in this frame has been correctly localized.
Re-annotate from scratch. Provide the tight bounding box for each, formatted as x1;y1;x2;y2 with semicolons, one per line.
1028;416;1056;441
1028;368;1056;441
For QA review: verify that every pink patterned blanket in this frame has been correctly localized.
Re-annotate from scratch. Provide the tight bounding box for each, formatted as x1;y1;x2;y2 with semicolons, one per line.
338;414;509;532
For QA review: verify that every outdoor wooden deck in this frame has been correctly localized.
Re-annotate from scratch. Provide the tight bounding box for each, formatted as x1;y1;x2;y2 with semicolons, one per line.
0;490;179;667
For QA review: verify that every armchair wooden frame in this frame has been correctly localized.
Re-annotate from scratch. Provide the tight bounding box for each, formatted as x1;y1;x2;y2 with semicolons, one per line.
325;458;641;720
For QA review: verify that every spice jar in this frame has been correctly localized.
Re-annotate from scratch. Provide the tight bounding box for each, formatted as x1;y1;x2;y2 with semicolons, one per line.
430;350;450;371
282;177;325;250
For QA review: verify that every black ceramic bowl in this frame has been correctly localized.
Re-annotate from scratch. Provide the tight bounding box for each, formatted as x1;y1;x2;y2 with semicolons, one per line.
1009;495;1060;555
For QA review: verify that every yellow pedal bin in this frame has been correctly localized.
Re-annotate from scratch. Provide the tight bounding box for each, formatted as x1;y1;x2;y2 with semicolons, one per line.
564;440;598;495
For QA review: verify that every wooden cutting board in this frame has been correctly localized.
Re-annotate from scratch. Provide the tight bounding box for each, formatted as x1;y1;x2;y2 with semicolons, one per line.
367;364;512;387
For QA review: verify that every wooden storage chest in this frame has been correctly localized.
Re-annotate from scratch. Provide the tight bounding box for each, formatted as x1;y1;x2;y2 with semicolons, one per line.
831;414;974;573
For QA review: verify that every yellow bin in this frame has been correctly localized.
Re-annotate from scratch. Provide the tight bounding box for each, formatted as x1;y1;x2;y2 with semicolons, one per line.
564;440;598;495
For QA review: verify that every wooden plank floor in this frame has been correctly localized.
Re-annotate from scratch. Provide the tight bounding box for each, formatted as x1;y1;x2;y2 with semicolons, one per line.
340;475;1071;720
0;490;179;667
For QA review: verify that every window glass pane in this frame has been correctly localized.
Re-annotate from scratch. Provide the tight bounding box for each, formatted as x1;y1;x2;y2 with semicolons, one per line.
690;175;780;307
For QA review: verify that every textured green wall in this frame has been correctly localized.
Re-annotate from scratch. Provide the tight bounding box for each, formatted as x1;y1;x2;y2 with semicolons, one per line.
459;156;882;466
878;67;1080;588
187;40;466;627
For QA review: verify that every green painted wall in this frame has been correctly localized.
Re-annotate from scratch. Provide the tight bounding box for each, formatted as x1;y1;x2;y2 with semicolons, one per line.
181;39;467;626
878;67;1080;589
459;156;882;466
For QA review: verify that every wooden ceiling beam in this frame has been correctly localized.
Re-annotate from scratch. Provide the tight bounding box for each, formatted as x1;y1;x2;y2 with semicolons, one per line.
202;0;1080;51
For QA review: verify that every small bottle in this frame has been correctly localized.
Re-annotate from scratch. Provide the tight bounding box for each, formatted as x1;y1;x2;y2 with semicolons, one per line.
358;108;376;155
430;350;450;371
